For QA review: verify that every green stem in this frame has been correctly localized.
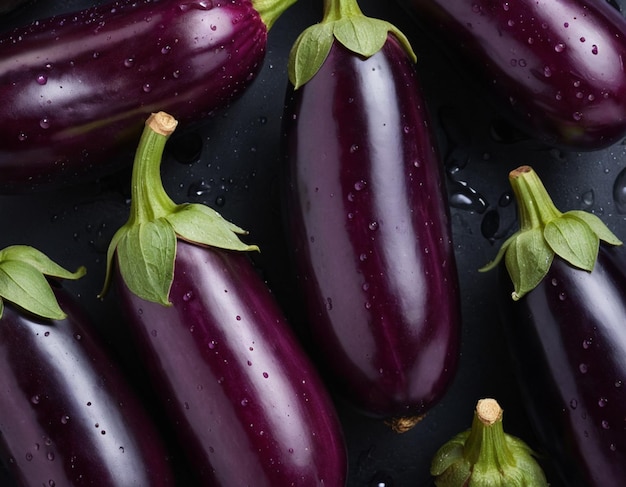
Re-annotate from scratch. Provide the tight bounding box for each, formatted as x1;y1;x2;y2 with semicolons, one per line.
322;0;363;23
127;113;178;226
509;165;562;232
463;399;515;470
253;0;298;31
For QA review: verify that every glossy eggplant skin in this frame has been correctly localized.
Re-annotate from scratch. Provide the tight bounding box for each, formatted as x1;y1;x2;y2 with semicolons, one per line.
0;0;266;192
282;37;461;419
0;287;175;487
498;246;626;487
115;240;348;486
396;0;626;150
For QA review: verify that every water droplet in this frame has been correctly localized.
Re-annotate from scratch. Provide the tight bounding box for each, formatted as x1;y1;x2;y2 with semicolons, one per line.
582;190;594;206
564;22;569;28
47;452;55;461
570;399;578;409
480;209;500;241
554;43;566;52
188;180;211;197
246;360;252;366
40;118;50;129
362;282;370;291
582;338;593;349
572;112;583;121
349;144;359;153
615;380;623;388
612;166;626;213
161;45;171;54
60;415;70;424
142;83;152;93
31;395;40;405
215;195;226;207
580;37;586;42
602;420;610;429
354;180;366;191
150;330;158;337
100;430;106;435
558;292;567;301
25;452;33;461
235;315;242;321
183;291;194;302
599;397;608;407
119;446;125;453
124;58;134;68
18;132;27;141
368;221;379;231
449;180;488;213
579;363;589;373
359;253;367;261
326;297;333;310
364;301;372;310
36;74;48;85
262;372;269;379
591;45;599;55
240;398;249;407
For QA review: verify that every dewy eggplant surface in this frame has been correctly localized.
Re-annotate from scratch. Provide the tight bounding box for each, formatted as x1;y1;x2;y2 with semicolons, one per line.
395;0;626;151
101;112;348;486
483;166;626;487
0;0;295;193
0;247;175;487
282;0;461;422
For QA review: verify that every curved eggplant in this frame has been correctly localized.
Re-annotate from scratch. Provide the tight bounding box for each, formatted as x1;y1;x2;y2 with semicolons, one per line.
101;112;348;485
0;0;294;193
483;166;626;487
396;0;626;150
0;249;175;487
282;0;461;423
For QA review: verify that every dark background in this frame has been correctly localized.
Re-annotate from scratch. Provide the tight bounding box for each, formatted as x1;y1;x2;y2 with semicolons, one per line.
1;0;625;485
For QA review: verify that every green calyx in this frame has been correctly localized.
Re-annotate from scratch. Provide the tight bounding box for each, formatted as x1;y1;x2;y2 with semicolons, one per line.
287;0;416;89
480;165;622;301
0;245;85;320
431;398;548;487
99;112;258;306
253;0;298;31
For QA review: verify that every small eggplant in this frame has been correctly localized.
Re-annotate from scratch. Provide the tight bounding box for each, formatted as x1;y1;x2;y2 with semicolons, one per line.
431;398;548;487
0;246;175;487
282;0;461;424
395;0;626;150
99;112;348;485
481;166;626;487
0;0;295;193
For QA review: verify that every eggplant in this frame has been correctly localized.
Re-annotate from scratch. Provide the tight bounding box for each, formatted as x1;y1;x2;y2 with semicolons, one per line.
482;166;626;487
281;0;461;424
0;246;175;487
0;0;295;193
100;112;348;485
395;0;626;150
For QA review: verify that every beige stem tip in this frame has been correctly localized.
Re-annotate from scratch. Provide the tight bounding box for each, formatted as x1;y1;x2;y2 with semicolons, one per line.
476;398;503;425
146;111;178;136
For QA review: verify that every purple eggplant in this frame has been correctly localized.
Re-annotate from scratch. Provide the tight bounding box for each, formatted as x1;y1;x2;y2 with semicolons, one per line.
281;0;461;425
0;246;175;486
0;0;295;193
99;112;348;485
396;0;626;150
482;166;626;487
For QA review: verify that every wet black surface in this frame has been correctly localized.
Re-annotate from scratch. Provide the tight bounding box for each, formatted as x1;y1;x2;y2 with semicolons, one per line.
1;0;626;485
